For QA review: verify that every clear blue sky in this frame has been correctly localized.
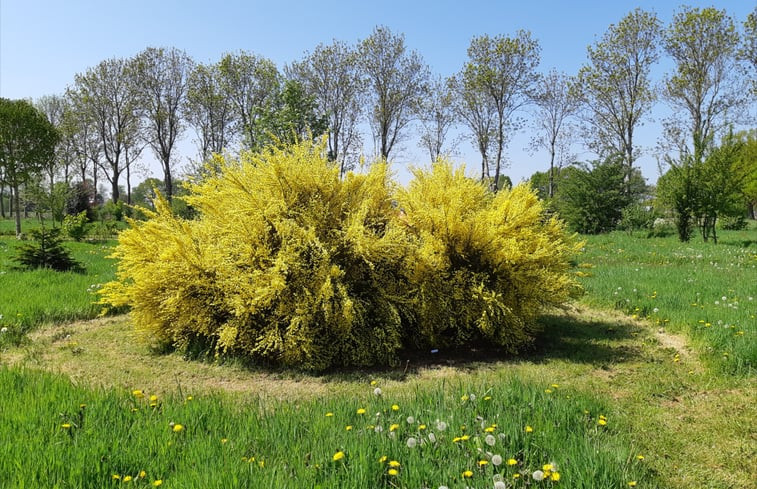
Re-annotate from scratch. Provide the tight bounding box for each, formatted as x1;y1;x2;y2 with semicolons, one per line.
1;0;754;185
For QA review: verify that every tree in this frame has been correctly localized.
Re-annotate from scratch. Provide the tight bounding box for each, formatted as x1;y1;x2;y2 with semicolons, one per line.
288;41;365;176
217;51;280;151
663;6;743;163
255;80;328;148
741;7;757;96
34;94;70;187
186;61;237;164
72;57;141;203
416;76;459;162
359;26;429;160
576;8;661;192
133;47;193;202
530;70;579;198
0;98;59;237
554;158;645;234
458;32;541;190
63;87;102;188
732;129;757;218
449;73;496;182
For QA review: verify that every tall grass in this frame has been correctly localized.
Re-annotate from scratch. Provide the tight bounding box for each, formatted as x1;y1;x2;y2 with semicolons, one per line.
0;236;117;345
0;366;650;488
576;229;756;374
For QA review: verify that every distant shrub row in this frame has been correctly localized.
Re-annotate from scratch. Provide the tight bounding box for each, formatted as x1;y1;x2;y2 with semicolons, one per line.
100;142;581;370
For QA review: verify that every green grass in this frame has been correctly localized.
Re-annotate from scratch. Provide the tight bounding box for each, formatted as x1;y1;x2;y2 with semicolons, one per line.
575;228;757;375
0;236;117;345
0;366;648;489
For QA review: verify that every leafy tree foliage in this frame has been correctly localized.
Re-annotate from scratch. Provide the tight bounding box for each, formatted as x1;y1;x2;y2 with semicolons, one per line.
254;80;328;148
740;7;757;96
218;51;280;151
663;6;743;163
553;159;646;234
359;26;429;160
456;32;540;189
133;47;193;201
100;141;579;370
0;98;59;237
288;41;365;176
416;76;458;162
576;8;661;191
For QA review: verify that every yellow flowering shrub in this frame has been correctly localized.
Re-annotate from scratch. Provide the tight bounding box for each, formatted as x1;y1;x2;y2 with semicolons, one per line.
100;142;413;370
398;161;581;351
100;144;580;370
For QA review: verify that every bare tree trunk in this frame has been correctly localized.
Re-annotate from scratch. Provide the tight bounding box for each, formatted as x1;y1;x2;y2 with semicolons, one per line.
13;184;22;238
0;185;5;218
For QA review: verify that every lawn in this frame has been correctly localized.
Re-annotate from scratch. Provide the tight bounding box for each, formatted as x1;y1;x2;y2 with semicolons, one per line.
1;224;755;488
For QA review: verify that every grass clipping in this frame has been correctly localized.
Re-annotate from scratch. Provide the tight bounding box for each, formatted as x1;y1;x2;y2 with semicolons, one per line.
100;141;580;370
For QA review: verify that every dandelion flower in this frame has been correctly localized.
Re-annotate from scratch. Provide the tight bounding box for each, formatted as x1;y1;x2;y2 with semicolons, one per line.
628;482;637;487
543;464;554;472
132;390;144;398
123;475;133;482
494;481;507;489
332;451;345;462
406;437;417;448
439;486;449;489
598;419;607;426
484;396;492;401
149;394;158;402
461;435;470;441
418;424;426;430
392;404;400;411
485;434;496;446
507;458;518;466
532;470;545;481
436;420;447;431
513;473;521;479
388;469;399;476
374;425;383;433
373;387;382;396
112;475;121;480
345;425;352;431
370;380;378;386
186;395;193;401
139;471;146;478
61;423;71;429
357;408;366;415
551;472;561;481
545;389;553;394
462;470;473;478
484;426;495;433
172;424;184;433
325;412;334;417
153;480;162;486
491;455;503;466
379;455;387;463
525;425;534;433
406;416;415;424
478;460;488;467
390;423;400;432
461;394;469;401
428;432;437;443
636;455;644;461
388;460;401;468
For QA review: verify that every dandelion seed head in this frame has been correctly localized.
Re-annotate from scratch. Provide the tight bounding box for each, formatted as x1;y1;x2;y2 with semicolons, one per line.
406;437;417;448
485;434;496;446
491;455;503;466
532;470;545;481
373;388;382;396
406;416;415;424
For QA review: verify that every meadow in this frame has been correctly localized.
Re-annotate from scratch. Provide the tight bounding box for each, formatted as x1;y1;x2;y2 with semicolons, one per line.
1;220;755;488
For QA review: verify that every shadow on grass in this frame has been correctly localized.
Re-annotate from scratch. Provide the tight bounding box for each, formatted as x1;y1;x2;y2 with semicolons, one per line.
216;308;648;383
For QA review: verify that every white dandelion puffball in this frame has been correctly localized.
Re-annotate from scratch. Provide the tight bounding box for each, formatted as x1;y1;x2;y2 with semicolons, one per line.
485;434;496;446
436;420;447;431
494;482;507;489
373;387;382;396
406;437;417;448
406;416;415;424
491;454;503;466
532;470;545;481
428;432;437;443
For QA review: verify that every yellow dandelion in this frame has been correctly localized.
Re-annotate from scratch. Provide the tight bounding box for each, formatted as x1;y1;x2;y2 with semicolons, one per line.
139;471;147;478
483;396;492;401
460;435;470;441
484;426;495;433
507;458;518;466
636;455;644;461
628;482;637;487
389;423;400;432
551;384;559;388
61;423;71;429
453;436;462;443
370;380;378;386
462;470;473;478
388;460;401;468
172;424;184;433
551;472;561;481
357;408;366;415
598;419;607;426
123;475;133;482
513;473;521;479
461;394;469;401
543;464;554;472
186;396;193;401
132;390;144;398
388;468;399;476
258;460;264;468
149;394;158;402
418;424;426;430
391;404;400;411
378;455;388;464
545;389;553;394
478;460;488;467
332;451;345;462
112;475;121;480
525;425;534;433
345;425;352;431
153;480;162;486
325;412;334;417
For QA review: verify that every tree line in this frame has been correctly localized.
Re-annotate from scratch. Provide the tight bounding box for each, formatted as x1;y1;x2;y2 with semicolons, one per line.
1;5;755;239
